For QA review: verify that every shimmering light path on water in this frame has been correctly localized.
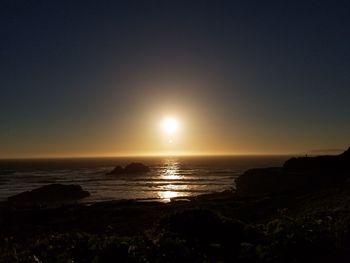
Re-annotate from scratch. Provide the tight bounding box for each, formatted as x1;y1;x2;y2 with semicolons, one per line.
0;156;287;202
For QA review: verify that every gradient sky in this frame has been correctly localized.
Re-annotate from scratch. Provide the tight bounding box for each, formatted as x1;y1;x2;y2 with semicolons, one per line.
1;0;349;158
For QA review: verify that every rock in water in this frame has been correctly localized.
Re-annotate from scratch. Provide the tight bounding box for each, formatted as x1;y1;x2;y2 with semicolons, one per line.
124;162;150;173
7;184;90;205
107;162;150;175
106;165;124;175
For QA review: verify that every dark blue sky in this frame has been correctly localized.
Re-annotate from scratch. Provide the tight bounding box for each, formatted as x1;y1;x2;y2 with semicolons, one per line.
1;0;349;157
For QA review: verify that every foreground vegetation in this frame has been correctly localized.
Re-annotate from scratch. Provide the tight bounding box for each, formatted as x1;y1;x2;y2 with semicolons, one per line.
1;183;350;263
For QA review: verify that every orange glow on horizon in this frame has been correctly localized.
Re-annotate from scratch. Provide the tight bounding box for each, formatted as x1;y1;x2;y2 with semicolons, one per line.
0;150;302;160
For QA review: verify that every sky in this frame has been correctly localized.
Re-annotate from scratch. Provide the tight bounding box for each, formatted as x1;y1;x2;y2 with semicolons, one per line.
0;0;349;158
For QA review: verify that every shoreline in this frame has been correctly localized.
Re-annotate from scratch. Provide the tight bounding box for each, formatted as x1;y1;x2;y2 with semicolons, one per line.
1;149;350;262
0;188;234;209
1;182;350;262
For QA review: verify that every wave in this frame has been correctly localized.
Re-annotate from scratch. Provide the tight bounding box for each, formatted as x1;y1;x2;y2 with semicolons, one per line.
0;156;286;202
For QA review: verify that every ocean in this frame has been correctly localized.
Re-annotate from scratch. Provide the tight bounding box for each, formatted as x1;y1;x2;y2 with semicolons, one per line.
0;156;288;203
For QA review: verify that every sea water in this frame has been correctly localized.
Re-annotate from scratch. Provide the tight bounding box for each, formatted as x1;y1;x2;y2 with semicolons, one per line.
0;156;288;202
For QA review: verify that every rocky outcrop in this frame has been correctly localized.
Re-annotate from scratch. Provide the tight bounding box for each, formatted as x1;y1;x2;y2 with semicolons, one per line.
107;163;150;175
107;165;124;175
283;147;350;176
124;163;150;173
7;184;90;205
236;147;350;195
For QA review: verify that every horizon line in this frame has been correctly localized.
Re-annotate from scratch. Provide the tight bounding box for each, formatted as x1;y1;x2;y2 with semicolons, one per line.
1;148;346;160
0;151;322;160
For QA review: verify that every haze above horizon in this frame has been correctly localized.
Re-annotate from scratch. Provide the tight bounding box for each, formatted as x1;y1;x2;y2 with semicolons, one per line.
1;1;349;158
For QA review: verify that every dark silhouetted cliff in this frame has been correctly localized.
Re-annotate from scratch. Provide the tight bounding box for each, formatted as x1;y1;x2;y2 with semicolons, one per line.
236;147;350;195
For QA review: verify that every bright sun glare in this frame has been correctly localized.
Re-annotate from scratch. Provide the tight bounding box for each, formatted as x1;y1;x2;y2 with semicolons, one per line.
161;117;179;135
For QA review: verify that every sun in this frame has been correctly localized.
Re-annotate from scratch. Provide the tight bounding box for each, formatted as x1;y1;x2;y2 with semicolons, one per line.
161;117;179;135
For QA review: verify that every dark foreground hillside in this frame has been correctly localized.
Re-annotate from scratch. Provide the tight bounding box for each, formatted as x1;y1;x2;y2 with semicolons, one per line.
1;149;350;262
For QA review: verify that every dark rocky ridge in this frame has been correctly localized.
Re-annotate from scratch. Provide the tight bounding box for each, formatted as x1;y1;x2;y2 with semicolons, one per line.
107;162;150;175
7;183;90;205
284;147;350;176
236;147;350;195
1;150;350;262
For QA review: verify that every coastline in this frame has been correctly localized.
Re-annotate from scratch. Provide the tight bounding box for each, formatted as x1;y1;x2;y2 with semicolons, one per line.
1;150;350;262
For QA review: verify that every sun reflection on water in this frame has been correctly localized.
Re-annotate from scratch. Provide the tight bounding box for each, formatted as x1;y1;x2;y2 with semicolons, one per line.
161;159;181;180
158;191;178;201
158;158;188;202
